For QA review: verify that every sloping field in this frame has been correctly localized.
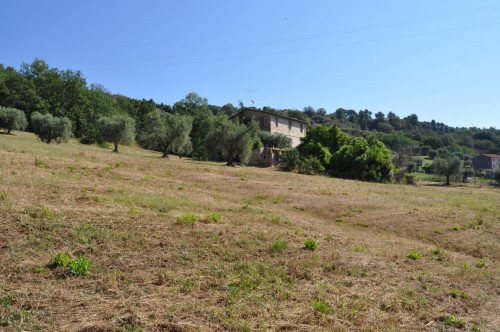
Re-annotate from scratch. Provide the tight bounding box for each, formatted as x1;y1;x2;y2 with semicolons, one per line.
1;132;499;331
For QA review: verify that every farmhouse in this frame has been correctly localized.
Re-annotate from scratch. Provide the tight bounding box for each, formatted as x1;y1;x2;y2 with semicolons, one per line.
473;154;500;178
230;107;307;148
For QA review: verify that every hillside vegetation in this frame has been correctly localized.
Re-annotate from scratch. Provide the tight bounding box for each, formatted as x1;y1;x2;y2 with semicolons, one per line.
1;132;499;331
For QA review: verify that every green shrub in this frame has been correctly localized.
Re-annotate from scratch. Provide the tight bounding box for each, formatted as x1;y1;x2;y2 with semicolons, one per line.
404;174;416;185
305;240;318;251
206;213;221;222
450;290;459;298
68;255;91;276
476;259;486;268
335;217;345;223
434;228;443;234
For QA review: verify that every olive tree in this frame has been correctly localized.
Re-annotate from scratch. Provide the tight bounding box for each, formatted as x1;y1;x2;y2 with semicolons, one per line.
205;115;259;166
98;114;135;153
432;157;462;185
142;110;193;158
258;131;292;149
31;112;72;143
0;107;28;134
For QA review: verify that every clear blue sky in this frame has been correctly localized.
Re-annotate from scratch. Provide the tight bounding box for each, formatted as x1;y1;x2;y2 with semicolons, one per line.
1;0;499;128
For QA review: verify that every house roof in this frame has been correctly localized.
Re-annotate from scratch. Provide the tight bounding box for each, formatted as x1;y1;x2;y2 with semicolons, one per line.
482;154;500;158
230;107;308;124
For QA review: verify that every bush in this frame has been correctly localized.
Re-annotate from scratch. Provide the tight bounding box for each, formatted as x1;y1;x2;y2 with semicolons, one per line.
305;239;318;251
31;112;72;143
279;149;301;171
404;174;416;185
299;157;325;174
0;107;28;134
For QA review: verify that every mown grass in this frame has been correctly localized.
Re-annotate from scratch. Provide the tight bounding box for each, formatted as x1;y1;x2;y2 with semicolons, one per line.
0;132;499;331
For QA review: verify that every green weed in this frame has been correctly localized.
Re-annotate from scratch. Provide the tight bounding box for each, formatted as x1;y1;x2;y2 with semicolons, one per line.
271;240;288;253
434;228;443;234
335;217;345;223
176;214;198;225
0;191;6;200
476;259;486;268
311;299;331;314
68;255;91;276
53;252;71;267
206;213;221;222
305;240;318;251
355;245;365;253
407;252;421;260
441;315;465;328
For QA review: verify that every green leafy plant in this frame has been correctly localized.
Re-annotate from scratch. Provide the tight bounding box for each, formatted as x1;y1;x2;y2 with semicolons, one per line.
271;240;288;253
476;259;486;268
335;217;345;223
355;245;365;253
434;228;443;234
68;255;91;276
450;290;460;298
206;213;221;222
176;214;198;225
305;240;318;251
53;252;71;267
441;315;465;328
311;299;331;314
407;252;421;260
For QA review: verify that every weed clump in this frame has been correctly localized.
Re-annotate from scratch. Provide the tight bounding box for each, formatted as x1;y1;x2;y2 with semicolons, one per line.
335;217;345;223
271;240;288;253
68;255;91;276
440;315;465;328
305;240;318;251
176;214;198;225
476;259;486;268
311;299;331;314
53;252;71;267
53;253;90;276
206;213;221;223
407;252;421;260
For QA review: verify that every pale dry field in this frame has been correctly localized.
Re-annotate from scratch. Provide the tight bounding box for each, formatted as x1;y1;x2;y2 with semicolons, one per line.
1;132;499;331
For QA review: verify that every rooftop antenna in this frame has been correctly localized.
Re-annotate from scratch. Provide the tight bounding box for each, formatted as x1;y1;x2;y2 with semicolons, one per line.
248;89;255;107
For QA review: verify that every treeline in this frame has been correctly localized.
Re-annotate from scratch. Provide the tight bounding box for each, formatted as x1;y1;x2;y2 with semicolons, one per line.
0;59;500;163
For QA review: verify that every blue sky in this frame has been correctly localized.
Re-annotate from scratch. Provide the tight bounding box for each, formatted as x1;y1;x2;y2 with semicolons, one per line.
1;0;499;128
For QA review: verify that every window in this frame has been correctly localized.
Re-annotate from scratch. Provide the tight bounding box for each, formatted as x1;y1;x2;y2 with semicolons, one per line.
275;117;278;127
300;124;303;133
288;121;292;130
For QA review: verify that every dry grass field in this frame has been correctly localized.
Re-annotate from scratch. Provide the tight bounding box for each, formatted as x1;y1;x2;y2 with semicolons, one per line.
1;132;499;331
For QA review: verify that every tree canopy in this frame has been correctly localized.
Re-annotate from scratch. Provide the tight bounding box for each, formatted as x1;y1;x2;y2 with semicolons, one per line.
97;115;135;153
141;110;193;158
432;158;462;185
0;106;27;134
31;112;72;143
205;115;259;166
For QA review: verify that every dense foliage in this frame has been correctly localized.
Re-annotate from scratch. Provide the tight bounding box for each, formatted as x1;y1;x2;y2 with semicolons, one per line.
282;124;393;182
0;106;27;134
97;115;135;153
31;112;72;143
258;131;292;149
140;110;193;158
206;115;259;166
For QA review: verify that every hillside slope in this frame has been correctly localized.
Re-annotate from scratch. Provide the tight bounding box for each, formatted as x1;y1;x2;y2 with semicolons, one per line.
1;132;499;331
